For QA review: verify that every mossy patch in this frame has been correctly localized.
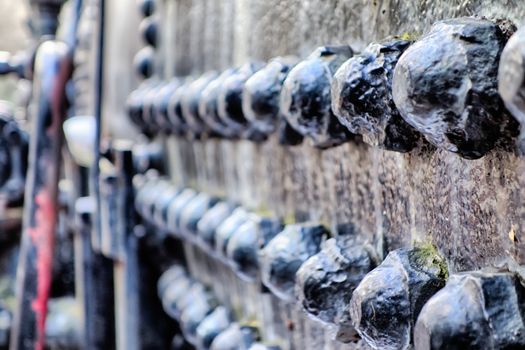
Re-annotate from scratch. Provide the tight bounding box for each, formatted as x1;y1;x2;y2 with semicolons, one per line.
411;242;449;280
395;32;420;42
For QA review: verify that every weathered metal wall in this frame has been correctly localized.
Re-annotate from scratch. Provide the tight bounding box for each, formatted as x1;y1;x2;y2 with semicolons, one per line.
162;0;525;275
130;1;525;349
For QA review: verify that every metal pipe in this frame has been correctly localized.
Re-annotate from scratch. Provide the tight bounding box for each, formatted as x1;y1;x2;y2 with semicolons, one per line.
9;39;72;350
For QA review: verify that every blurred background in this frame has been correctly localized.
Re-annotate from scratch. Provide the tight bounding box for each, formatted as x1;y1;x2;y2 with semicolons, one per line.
0;1;30;104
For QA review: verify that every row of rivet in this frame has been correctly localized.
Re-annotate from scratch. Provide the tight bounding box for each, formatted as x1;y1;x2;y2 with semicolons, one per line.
129;17;525;159
158;264;278;350
133;0;158;79
136;176;525;349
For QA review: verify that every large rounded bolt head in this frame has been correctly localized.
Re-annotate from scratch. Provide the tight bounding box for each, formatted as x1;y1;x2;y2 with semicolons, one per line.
414;271;525;350
195;306;232;349
134;176;158;215
168;80;192;136
280;46;354;149
160;275;194;320
126;81;158;135
393;18;518;159
182;72;219;137
350;247;448;350
218;62;265;137
332;39;419;152
152;186;181;230
180;290;218;343
210;323;259;350
139;16;158;47
197;201;237;252
134;46;155;79
166;188;198;237
154;79;182;134
259;223;329;301
157;265;187;300
215;208;250;261
138;0;155;17
499;26;525;151
226;215;283;282
243;57;299;135
136;179;171;220
200;68;240;138
295;236;376;343
179;192;220;241
142;82;166;132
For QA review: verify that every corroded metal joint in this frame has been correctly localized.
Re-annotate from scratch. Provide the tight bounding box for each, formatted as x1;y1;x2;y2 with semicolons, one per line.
295;235;376;343
349;247;448;350
280;46;354;149
392;18;517;159
259;223;329;301
332;39;419;152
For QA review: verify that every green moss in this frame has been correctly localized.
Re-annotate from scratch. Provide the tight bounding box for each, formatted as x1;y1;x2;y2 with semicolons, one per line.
240;315;260;330
232;303;244;321
252;204;274;218
283;213;296;225
412;242;449;280
395;31;421;41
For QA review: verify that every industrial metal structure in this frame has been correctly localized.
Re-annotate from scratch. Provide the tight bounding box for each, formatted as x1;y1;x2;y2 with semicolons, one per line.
2;0;525;349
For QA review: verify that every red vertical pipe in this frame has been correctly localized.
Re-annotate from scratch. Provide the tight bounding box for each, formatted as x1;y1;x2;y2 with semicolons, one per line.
10;40;71;350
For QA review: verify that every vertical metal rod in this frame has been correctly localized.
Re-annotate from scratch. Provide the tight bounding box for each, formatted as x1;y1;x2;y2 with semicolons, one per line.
10;40;71;350
74;196;116;350
91;0;105;251
112;142;139;350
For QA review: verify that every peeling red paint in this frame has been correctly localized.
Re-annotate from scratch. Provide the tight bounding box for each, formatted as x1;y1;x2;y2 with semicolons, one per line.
27;189;57;350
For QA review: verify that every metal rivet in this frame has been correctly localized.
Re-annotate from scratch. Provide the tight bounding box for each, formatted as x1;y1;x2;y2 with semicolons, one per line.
260;223;329;301
350;247;447;350
393;18;517;159
295;236;376;343
332;39;419;152
280;46;354;149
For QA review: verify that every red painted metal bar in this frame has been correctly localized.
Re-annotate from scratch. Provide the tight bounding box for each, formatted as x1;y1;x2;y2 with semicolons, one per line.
9;40;72;350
